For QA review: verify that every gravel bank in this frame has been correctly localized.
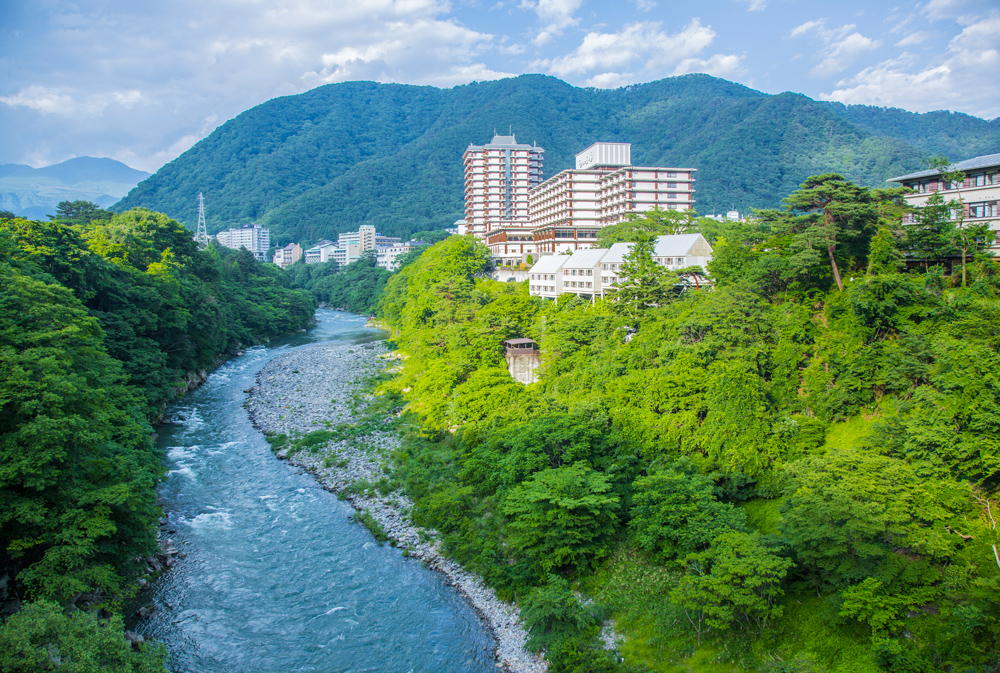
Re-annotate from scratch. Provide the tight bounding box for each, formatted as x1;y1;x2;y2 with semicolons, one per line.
245;341;546;673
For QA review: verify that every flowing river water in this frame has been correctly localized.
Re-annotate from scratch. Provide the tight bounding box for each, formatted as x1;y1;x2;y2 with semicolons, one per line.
137;310;496;673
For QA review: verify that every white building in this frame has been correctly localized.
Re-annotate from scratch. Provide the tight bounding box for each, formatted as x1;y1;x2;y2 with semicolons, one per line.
529;234;714;300
529;143;696;256
274;242;303;269
528;254;569;300
304;240;339;264
331;241;362;266
215;223;270;261
463;134;545;266
560;248;609;298
889;153;1000;249
376;240;428;271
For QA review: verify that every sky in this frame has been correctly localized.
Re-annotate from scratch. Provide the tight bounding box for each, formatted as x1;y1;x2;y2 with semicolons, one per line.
1;0;997;173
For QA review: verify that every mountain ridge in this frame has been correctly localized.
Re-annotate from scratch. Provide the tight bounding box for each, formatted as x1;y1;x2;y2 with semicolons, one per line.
1;156;149;220
112;74;1000;245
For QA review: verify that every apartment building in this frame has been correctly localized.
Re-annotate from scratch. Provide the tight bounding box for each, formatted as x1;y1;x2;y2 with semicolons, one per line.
376;240;428;271
463;134;545;265
273;242;303;269
889;153;1000;247
304;240;338;264
214;223;270;261
338;225;400;252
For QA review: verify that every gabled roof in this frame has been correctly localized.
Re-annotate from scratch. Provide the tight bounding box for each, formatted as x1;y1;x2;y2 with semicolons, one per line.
600;242;634;265
888;153;1000;183
564;247;609;269
530;254;571;273
653;233;711;257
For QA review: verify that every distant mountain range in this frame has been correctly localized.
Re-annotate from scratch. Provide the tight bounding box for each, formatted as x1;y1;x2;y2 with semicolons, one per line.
1;156;149;220
113;74;1000;245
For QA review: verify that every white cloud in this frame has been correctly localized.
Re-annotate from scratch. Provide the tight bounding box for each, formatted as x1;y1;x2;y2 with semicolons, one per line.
0;86;75;114
537;19;715;76
736;0;766;12
896;31;932;46
673;53;744;78
535;18;743;88
520;0;582;44
822;12;1000;118
788;19;881;78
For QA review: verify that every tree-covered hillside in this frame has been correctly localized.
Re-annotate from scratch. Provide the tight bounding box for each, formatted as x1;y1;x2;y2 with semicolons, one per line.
113;75;999;247
363;177;1000;672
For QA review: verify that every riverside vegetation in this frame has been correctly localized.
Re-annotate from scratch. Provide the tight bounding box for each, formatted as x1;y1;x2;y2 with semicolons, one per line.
328;173;997;672
0;202;313;670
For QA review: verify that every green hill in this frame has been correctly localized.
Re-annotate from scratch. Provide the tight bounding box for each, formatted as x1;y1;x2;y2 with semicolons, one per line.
113;74;1000;246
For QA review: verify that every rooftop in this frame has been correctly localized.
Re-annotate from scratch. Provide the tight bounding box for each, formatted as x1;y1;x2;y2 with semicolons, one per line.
564;247;610;269
888;153;1000;182
530;254;570;273
653;233;709;256
467;133;542;152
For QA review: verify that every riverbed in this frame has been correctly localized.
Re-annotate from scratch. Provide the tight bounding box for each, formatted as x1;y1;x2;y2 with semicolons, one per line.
138;310;497;673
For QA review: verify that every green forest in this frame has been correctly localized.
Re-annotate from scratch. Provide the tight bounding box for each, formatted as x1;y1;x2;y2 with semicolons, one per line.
0;202;313;670
112;75;1000;247
351;176;1000;672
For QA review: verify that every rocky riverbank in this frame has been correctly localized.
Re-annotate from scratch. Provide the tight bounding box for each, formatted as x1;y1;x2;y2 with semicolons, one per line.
245;341;547;673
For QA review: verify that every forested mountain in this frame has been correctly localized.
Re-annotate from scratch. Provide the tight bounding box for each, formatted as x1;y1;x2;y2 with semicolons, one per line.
113;74;999;246
1;157;149;220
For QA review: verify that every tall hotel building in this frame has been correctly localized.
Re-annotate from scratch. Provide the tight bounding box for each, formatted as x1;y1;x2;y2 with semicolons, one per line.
531;143;696;256
463;135;696;264
463;134;545;265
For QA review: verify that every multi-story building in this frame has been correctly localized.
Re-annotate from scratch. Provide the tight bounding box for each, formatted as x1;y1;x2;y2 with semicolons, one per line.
527;254;569;300
338;226;400;252
376;240;428;271
889;153;1000;248
529;143;696;256
304;240;339;264
463;134;545;265
528;234;713;300
273;242;303;269
462;137;696;264
214;223;270;261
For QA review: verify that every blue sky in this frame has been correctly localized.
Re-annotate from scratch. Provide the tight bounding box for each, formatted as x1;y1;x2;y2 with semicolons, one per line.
1;0;997;172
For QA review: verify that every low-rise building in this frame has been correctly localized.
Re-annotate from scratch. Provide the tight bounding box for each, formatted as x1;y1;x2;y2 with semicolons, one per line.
530;234;714;300
304;240;339;264
889;153;1000;249
528;253;569;300
560;248;608;298
376;240;428;271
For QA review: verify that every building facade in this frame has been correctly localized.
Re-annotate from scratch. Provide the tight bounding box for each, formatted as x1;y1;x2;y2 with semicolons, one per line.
273;242;302;269
528;234;713;300
462;137;696;265
304;240;339;264
215;224;270;261
889;153;1000;249
376;240;429;271
463;134;545;265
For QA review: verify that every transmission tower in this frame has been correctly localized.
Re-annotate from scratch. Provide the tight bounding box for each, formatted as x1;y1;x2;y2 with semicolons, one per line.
194;192;209;248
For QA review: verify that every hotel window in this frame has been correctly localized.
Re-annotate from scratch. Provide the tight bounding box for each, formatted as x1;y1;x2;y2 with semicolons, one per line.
667;182;677;189
973;174;988;187
666;172;677;178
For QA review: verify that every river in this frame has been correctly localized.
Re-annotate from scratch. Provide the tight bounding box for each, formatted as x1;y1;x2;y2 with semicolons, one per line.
138;310;496;673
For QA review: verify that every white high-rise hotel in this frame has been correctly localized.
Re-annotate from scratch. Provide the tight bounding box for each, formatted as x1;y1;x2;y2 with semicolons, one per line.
463;135;696;265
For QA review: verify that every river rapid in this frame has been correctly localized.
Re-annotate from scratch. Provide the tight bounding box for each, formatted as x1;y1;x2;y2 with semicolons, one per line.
138;310;496;673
